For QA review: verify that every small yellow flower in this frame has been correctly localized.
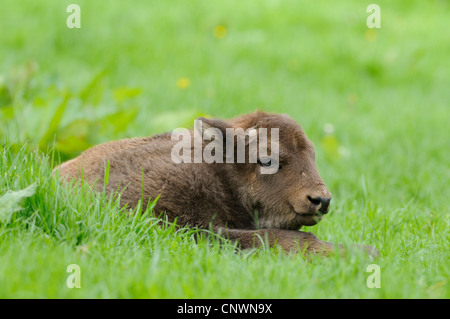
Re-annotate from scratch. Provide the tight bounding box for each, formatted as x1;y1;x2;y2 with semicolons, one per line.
348;93;358;105
365;29;377;42
213;25;227;39
176;77;191;89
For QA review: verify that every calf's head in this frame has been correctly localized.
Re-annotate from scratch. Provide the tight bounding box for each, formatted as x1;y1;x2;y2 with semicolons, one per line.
199;111;332;230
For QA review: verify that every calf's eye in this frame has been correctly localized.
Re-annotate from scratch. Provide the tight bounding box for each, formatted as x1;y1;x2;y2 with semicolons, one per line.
258;157;283;171
259;157;272;167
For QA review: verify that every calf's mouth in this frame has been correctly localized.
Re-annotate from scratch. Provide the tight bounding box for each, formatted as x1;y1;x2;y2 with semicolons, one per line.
290;204;324;227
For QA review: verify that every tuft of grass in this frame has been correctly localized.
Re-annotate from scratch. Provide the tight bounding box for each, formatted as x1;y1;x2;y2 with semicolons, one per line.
0;143;448;298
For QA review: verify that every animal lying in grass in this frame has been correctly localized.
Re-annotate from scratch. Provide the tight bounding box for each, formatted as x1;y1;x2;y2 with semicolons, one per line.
55;111;379;257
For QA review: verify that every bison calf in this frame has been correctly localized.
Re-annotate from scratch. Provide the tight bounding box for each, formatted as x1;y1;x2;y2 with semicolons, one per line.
55;111;379;257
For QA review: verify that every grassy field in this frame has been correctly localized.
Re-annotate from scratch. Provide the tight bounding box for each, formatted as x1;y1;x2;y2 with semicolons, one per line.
0;0;449;298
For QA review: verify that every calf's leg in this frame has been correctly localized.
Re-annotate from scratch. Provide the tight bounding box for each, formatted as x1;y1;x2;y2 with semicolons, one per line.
216;228;379;258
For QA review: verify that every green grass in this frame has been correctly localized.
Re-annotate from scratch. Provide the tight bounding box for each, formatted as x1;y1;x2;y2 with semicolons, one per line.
0;0;449;298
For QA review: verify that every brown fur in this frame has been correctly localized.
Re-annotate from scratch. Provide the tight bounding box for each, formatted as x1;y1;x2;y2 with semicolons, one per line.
55;111;379;257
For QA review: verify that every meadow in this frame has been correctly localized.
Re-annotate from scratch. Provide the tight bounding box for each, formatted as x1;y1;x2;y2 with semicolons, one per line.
0;0;448;298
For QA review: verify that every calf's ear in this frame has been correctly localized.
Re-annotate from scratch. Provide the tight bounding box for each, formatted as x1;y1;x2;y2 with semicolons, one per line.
194;117;230;162
195;117;229;136
195;117;230;145
195;117;259;164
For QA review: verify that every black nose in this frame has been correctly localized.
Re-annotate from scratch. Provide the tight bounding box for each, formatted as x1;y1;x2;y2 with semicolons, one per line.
307;196;331;214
